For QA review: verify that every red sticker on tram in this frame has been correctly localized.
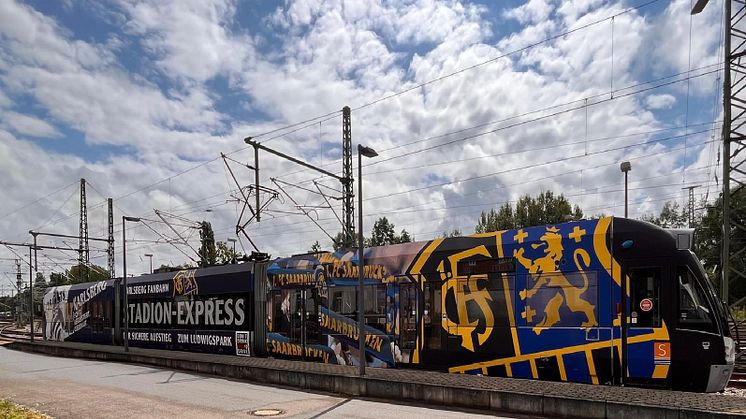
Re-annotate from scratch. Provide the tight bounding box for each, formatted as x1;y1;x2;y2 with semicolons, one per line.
639;298;653;312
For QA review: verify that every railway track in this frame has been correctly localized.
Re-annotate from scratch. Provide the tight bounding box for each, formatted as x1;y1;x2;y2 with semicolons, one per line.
729;372;746;389
0;321;39;341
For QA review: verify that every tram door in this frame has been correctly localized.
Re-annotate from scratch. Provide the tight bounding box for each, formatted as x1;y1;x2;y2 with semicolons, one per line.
420;280;447;367
622;262;666;386
288;287;321;359
399;279;418;362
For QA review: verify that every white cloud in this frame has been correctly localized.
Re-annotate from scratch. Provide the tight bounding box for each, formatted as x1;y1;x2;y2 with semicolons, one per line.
0;89;10;108
0;0;229;159
117;0;255;83
1;111;61;138
503;0;553;24
0;0;723;274
645;93;676;109
644;0;722;95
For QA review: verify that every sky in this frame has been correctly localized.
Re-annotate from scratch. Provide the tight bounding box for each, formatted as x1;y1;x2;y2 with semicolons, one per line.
0;0;726;290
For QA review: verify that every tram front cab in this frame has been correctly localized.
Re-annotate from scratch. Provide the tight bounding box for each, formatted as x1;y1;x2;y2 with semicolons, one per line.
615;219;735;392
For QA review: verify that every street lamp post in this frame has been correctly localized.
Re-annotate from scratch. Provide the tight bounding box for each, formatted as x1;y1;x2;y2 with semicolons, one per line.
357;144;378;377
227;238;237;263
28;244;34;342
122;215;141;352
144;253;153;274
620;161;631;218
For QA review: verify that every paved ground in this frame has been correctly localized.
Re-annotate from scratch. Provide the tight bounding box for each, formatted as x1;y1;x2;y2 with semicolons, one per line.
0;347;526;419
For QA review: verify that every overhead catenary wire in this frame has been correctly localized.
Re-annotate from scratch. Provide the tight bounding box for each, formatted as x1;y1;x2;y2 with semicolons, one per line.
274;63;722;187
121;130;719;249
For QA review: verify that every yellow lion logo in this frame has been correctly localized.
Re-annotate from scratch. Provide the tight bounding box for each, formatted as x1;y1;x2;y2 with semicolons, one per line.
513;227;597;335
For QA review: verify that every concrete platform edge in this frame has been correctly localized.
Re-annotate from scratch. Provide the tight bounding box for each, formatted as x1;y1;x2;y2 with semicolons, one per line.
6;341;743;419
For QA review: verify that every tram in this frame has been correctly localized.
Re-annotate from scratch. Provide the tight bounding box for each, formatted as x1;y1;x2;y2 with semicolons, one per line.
42;217;736;392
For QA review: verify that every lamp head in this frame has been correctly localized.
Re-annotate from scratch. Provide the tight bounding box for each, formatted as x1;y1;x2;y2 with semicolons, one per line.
691;0;709;15
123;216;141;222
358;144;378;158
620;161;631;173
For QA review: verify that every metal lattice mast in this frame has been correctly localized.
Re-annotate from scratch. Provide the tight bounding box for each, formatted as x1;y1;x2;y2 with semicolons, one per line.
682;185;700;228
722;0;746;305
15;259;22;324
79;178;89;281
107;197;114;278
342;106;355;247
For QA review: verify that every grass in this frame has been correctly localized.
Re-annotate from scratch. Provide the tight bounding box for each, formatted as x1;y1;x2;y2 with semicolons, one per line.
0;400;48;419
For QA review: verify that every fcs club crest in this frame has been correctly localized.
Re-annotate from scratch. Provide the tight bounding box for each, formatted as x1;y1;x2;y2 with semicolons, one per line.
439;245;496;352
173;269;198;297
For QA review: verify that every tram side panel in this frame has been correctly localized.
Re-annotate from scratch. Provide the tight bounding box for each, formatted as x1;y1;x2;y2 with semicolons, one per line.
407;224;618;386
124;264;255;356
43;263;258;358
42;280;117;345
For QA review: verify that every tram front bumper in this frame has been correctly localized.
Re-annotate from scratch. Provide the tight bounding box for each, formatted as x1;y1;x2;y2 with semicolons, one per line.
705;364;734;392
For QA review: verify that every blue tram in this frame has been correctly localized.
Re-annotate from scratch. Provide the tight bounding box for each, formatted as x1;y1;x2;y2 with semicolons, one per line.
43;217;736;392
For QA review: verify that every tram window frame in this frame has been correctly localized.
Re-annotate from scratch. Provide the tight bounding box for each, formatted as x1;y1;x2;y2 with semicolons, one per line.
270;291;292;335
457;257;516;276
364;285;387;333
423;281;442;350
628;266;662;328
676;265;717;333
330;286;357;318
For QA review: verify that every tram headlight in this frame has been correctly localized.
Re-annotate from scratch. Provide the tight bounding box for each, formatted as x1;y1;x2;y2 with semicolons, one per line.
724;336;736;365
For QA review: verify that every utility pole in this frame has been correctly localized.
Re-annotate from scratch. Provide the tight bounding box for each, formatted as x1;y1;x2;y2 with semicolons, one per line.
79;178;90;282
692;0;746;305
342;106;354;248
721;0;746;307
28;244;34;341
15;259;22;326
107;198;114;277
682;185;701;228
240;105;356;249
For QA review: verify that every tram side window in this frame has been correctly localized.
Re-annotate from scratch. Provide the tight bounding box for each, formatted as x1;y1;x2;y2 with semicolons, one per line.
330;286;356;318
423;282;441;350
363;285;387;332
271;292;291;335
629;267;661;328
677;266;716;332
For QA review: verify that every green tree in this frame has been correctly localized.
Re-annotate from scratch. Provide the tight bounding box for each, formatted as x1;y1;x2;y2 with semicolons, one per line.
640;201;687;228
369;217;396;246
332;232;347;251
34;272;47;288
332;231;356;250
49;272;67;287
67;264;109;284
309;241;322;253
369;217;411;246
441;229;462;238
215;240;240;264
198;221;217;267
33;272;47;314
476;192;582;233
693;191;746;305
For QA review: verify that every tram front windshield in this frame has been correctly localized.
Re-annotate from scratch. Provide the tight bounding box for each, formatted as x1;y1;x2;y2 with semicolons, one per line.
691;253;729;337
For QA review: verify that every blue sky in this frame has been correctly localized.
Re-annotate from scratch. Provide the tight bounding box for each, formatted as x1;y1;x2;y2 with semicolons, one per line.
0;0;726;284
